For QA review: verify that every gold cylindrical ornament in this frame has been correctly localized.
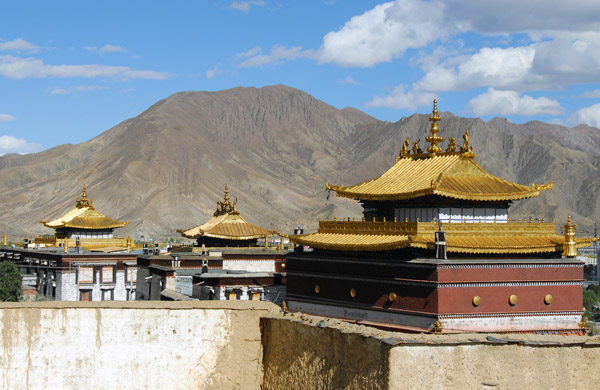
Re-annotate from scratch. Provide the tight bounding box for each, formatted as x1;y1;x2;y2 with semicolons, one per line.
563;215;577;258
389;292;397;302
314;284;320;294
509;295;518;306
472;296;481;306
350;288;356;298
544;294;553;305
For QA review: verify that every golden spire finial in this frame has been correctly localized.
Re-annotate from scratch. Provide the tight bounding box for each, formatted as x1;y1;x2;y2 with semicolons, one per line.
426;99;443;156
224;183;230;202
563;215;577;258
76;184;91;208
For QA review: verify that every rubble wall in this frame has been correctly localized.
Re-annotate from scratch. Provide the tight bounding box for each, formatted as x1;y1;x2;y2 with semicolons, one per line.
0;301;278;390
262;315;600;390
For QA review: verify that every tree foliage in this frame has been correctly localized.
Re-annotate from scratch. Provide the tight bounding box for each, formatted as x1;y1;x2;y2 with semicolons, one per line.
583;289;598;320
0;260;22;302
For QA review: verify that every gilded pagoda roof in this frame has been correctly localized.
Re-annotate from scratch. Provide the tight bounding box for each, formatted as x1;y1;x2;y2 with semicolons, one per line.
40;185;129;230
178;184;272;240
327;100;552;202
285;219;598;254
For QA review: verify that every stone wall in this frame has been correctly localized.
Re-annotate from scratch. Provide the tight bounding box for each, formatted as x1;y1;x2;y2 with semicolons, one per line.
262;315;600;390
0;301;278;390
2;302;600;390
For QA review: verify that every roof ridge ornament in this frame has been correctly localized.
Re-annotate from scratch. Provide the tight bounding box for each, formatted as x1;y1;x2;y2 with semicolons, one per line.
76;184;92;209
426;100;443;156
214;183;239;216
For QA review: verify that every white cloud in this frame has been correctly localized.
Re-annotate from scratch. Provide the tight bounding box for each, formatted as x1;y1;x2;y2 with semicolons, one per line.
572;103;600;128
85;44;128;54
317;0;448;67
0;38;39;53
230;1;266;12
581;89;600;98
337;76;358;85
0;135;42;155
206;66;220;79
237;45;313;68
418;46;537;92
0;54;169;80
466;89;564;116
367;84;436;110
50;85;108;95
0;114;16;121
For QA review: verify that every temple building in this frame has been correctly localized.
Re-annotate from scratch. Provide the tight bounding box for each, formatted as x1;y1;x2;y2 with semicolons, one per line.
138;184;287;304
285;101;598;334
177;184;273;248
35;185;131;252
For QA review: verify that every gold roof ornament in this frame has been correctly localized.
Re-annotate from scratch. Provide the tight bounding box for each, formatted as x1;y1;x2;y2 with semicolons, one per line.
563;215;577;258
178;184;272;240
40;184;129;230
215;183;238;216
426;100;443;155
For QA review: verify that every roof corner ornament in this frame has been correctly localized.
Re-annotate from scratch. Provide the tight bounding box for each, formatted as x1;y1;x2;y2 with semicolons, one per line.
412;139;423;155
446;137;457;152
460;129;473;154
426;99;443;156
563;215;577;258
399;136;411;160
533;182;554;191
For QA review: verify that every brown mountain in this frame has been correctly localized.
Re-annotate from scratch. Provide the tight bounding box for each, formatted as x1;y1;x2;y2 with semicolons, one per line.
0;85;598;240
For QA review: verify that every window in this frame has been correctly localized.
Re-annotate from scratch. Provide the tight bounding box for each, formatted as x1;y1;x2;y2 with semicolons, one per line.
101;266;114;283
102;289;113;301
80;290;92;301
252;292;261;301
229;292;237;300
125;266;137;284
79;267;94;284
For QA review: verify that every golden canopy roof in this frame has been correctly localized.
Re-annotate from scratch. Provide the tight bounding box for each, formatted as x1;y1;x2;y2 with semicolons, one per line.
40;185;129;230
285;219;598;254
178;184;272;240
327;100;553;202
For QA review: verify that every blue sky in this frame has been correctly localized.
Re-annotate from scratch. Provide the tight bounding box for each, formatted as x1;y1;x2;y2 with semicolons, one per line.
1;0;600;155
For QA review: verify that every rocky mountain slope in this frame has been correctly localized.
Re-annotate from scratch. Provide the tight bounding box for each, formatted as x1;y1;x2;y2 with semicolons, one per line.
0;85;598;239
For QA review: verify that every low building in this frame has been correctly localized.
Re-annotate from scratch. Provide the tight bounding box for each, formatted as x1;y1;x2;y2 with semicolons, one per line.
1;247;137;301
136;247;286;305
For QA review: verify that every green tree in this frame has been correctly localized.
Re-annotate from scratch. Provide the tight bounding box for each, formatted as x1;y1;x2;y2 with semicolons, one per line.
583;289;598;320
0;260;22;302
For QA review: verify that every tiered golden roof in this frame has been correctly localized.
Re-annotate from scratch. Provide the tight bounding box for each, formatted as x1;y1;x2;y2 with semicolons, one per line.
288;101;598;254
327;101;552;202
178;184;272;240
40;185;129;230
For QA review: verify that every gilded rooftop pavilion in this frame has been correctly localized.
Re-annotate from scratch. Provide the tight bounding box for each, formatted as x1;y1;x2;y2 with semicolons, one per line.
35;185;132;252
286;101;598;334
177;184;274;248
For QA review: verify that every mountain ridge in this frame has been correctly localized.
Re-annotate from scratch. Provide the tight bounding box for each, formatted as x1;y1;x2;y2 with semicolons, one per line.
1;85;598;239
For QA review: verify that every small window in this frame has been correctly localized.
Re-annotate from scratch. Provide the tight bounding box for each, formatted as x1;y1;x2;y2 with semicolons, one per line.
80;290;92;301
102;289;113;301
252;292;260;301
125;266;137;283
229;292;237;300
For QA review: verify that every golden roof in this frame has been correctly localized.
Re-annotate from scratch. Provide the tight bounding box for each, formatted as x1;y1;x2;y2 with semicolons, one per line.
285;219;598;254
178;184;272;240
327;101;552;202
40;185;129;230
